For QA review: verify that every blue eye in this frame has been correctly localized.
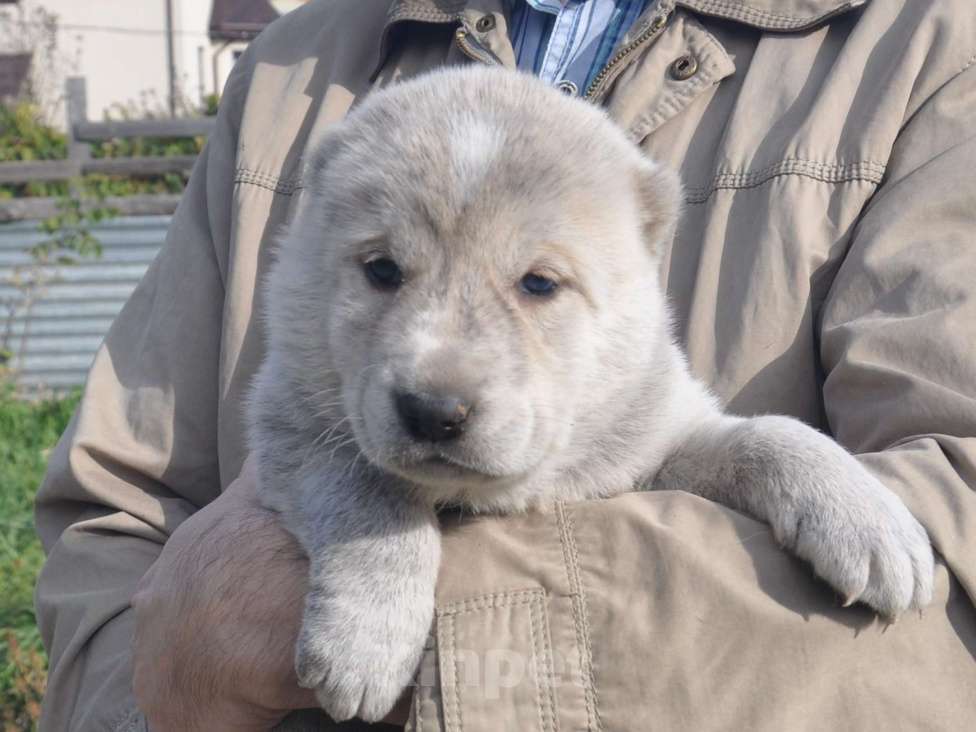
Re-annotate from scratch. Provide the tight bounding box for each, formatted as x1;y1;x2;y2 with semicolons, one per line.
520;272;559;297
364;257;403;290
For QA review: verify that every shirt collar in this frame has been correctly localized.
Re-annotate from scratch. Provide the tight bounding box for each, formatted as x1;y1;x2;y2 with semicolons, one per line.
388;0;870;31
522;0;566;14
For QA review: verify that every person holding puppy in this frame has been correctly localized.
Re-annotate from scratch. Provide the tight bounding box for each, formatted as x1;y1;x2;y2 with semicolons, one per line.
35;1;976;730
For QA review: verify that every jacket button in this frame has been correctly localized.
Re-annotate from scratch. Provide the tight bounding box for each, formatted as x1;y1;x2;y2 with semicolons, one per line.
669;54;699;81
475;14;496;32
556;80;578;95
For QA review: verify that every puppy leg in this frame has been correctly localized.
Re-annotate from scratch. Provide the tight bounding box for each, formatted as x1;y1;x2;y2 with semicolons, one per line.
653;414;934;617
287;462;440;723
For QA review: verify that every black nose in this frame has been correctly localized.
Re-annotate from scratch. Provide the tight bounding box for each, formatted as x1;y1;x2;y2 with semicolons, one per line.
395;390;471;443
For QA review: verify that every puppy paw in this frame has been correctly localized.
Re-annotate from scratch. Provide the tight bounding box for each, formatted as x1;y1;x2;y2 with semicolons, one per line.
295;596;430;722
296;635;410;722
774;460;934;618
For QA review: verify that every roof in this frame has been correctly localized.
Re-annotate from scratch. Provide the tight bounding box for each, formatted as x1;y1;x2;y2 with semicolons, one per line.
209;0;280;41
0;53;31;100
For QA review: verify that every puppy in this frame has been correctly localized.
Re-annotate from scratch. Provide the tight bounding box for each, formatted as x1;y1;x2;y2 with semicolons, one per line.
249;66;934;722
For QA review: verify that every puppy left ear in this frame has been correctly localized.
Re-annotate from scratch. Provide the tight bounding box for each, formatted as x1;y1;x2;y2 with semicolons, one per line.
635;160;683;256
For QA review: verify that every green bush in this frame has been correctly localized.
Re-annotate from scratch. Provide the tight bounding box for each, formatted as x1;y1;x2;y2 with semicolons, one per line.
0;102;69;200
0;387;79;731
0;100;204;200
0;103;67;162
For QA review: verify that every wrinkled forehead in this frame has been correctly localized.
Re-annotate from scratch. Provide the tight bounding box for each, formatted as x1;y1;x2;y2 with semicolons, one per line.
327;113;632;250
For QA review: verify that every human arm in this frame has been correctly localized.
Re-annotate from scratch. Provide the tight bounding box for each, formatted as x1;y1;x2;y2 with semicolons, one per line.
819;61;976;604
31;59;334;730
33;122;230;729
129;459;320;731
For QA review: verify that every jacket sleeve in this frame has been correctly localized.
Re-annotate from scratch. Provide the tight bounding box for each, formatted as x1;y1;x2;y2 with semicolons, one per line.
819;62;976;604
32;63;250;732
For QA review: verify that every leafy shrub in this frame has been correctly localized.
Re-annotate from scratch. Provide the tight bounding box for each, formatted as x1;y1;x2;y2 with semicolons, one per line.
0;100;206;199
0;103;67;162
0;103;69;199
1;632;45;732
0;387;80;731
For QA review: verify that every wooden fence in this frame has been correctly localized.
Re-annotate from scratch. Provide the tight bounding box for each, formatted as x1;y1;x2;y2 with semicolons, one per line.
0;77;214;223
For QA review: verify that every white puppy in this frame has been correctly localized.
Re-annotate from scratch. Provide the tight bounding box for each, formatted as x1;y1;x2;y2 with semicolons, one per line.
249;66;934;723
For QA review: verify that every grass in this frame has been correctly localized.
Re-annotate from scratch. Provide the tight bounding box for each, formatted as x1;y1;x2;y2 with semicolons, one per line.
0;385;79;731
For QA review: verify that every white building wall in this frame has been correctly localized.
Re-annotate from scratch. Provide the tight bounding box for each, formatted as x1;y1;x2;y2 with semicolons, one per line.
19;0;269;126
173;0;222;108
6;0;307;126
39;0;176;123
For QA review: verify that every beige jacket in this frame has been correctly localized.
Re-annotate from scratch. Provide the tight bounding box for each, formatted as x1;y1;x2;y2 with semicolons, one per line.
35;1;976;730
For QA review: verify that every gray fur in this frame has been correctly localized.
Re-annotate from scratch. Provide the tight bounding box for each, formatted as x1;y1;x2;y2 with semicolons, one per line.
248;66;934;722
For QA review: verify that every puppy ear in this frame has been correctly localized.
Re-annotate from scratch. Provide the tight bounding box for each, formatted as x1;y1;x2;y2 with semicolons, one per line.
635;160;683;256
304;126;347;190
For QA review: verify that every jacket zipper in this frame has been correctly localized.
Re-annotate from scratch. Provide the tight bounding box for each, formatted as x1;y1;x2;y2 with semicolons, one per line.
455;3;853;98
455;9;672;100
585;9;673;101
455;25;502;66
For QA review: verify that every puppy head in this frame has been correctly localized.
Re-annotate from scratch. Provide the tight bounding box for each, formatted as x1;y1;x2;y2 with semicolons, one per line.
268;67;682;509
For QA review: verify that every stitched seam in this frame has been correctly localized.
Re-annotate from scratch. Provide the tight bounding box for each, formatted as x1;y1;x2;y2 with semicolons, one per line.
437;588;545;616
528;596;547;732
234;168;303;195
451;615;463;732
556;502;602;732
695;158;886;187
531;594;559;732
437;614;457;732
555;504;589;730
680;0;853;29
556;503;593;732
542;597;561;732
438;595;540;618
436;589;556;730
692;0;799;22
685;159;886;204
388;5;462;23
234;169;302;194
532;600;557;730
565;508;603;732
440;614;463;732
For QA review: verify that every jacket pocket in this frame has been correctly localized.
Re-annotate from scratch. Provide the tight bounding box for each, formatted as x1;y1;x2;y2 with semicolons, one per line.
411;588;559;732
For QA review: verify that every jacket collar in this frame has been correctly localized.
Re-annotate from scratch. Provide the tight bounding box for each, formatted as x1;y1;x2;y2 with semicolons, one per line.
387;0;870;31
675;0;869;31
387;1;465;25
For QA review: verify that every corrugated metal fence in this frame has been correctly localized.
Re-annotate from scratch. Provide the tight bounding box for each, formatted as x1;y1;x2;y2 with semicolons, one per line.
0;216;169;391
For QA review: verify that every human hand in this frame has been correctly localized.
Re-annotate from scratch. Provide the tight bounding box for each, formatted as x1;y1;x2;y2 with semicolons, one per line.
131;457;410;730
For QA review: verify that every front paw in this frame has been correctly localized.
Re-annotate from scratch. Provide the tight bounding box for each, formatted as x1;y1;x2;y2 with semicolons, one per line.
295;597;430;723
774;459;934;618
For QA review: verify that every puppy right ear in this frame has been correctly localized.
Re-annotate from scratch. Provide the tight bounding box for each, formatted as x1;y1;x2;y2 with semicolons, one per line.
635;160;684;256
304;126;346;189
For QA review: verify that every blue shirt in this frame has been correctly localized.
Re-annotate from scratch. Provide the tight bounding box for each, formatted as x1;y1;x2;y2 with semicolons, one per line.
509;0;650;96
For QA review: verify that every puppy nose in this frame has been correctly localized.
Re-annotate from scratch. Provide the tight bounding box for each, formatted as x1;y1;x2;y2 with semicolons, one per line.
395;390;471;443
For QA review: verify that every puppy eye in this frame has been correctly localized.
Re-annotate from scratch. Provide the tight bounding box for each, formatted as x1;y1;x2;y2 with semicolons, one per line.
520;272;559;297
364;257;404;290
